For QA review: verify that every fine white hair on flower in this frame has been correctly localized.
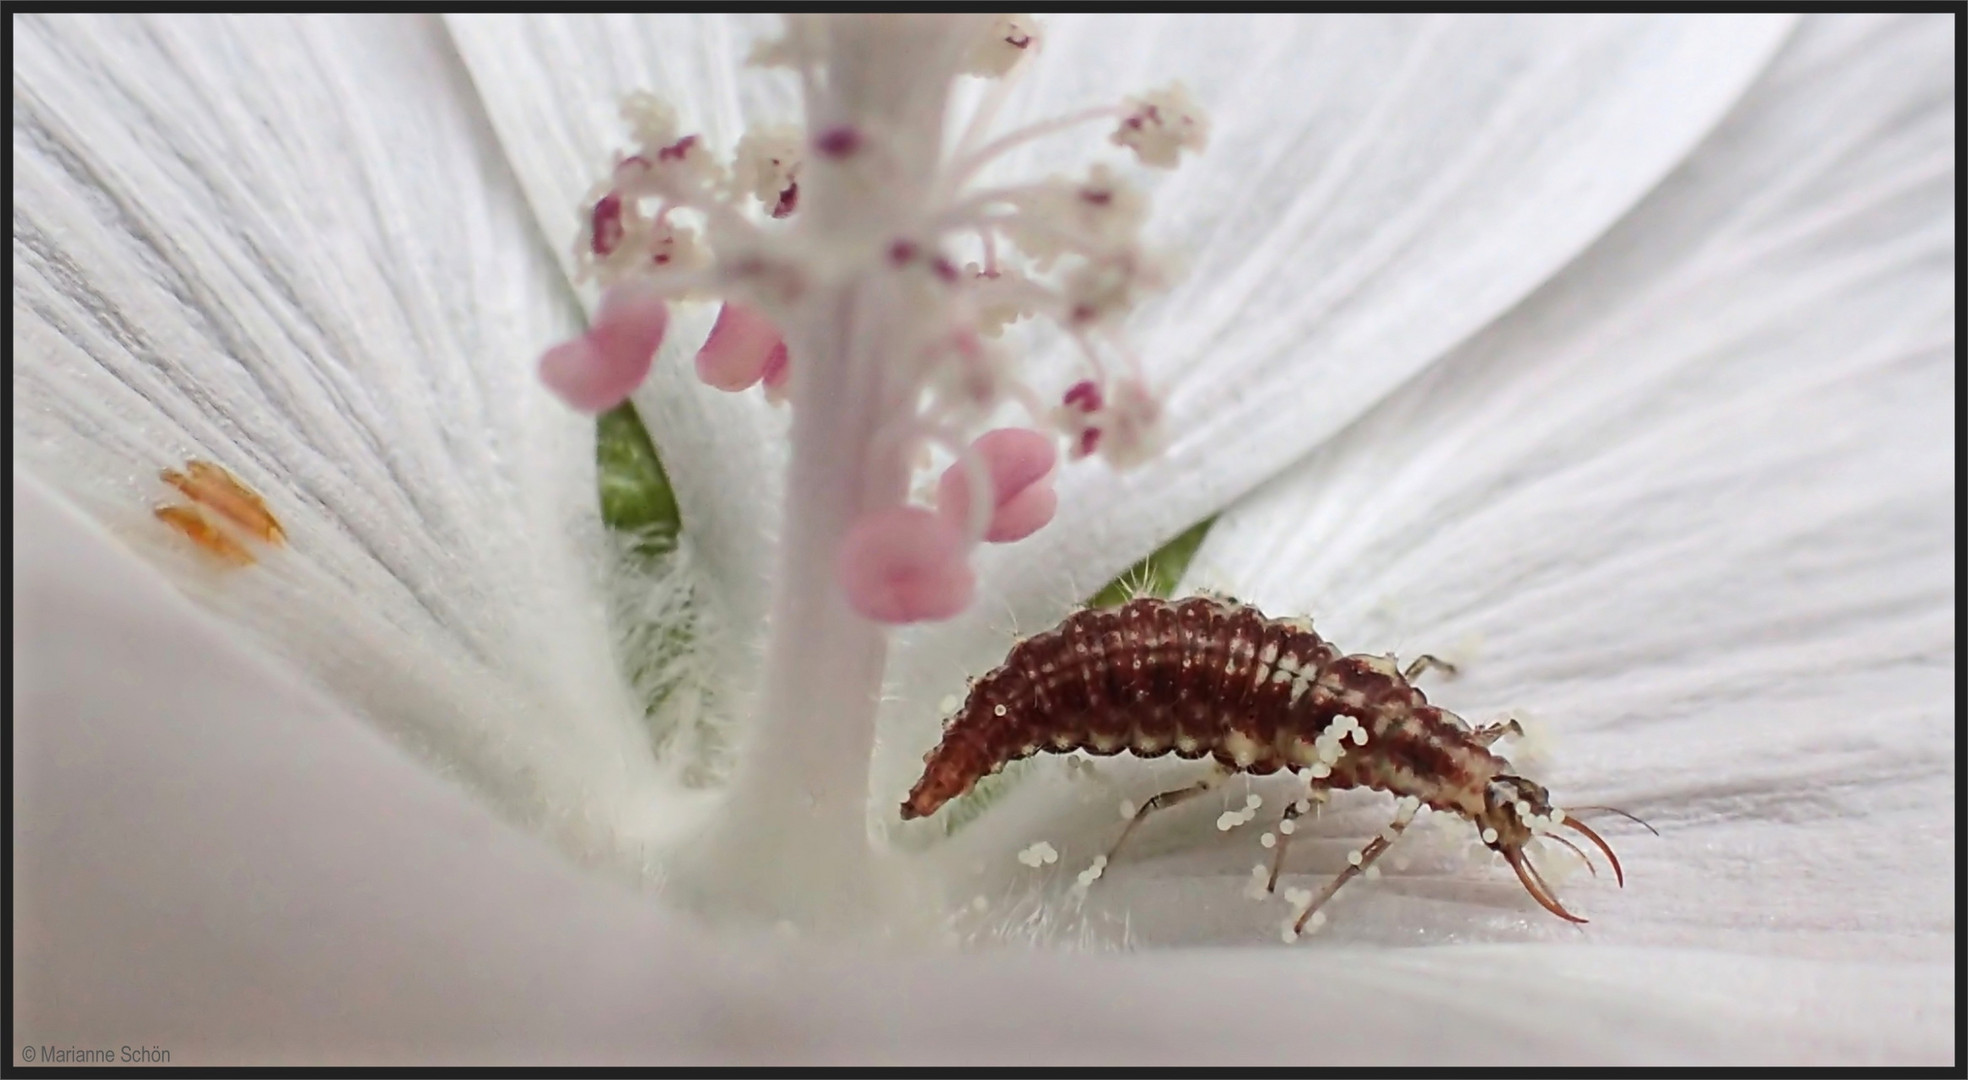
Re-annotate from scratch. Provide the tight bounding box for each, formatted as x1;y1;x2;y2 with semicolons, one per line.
12;10;1954;1066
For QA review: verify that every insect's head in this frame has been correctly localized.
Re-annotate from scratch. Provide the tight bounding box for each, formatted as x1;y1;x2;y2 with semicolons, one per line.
899;748;977;820
1477;774;1626;924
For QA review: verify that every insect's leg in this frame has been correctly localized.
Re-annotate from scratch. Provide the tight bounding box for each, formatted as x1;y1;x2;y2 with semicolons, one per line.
1264;784;1329;893
1402;654;1459;682
1291;809;1416;935
1105;765;1230;864
1471;717;1524;748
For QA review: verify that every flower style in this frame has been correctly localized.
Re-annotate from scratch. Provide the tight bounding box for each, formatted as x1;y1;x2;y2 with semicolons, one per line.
12;13;1953;1065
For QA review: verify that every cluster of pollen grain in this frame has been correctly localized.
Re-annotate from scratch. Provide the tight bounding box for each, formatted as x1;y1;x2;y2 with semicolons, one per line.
1216;793;1262;831
152;459;286;568
1017;839;1060;867
545;15;1216;622
1304;713;1360;779
1070;853;1109;893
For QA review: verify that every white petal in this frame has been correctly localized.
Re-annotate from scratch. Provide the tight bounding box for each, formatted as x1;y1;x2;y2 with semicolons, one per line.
16;477;1947;1064
878;15;1792;805
1173;13;1950;958
11;15;684;854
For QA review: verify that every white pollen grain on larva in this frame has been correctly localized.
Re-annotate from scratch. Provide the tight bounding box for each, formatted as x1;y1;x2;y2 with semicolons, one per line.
1245;794;1262;810
1347;849;1364;867
1278;818;1296;835
1481;827;1500;845
993;704;1008;717
1260;832;1276;849
1118;798;1137;821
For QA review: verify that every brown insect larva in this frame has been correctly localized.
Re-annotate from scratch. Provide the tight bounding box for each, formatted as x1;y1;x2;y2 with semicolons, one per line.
901;595;1646;934
154;459;286;566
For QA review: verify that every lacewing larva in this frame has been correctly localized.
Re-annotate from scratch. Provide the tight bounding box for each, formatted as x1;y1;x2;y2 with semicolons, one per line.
903;595;1649;935
153;459;286;566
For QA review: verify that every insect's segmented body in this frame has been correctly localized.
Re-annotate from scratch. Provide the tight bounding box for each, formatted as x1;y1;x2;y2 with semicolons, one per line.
902;595;1502;820
902;595;1635;929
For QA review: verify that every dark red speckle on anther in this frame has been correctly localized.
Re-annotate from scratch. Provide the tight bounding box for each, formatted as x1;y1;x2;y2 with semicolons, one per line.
771;181;799;219
1063;380;1103;413
815;125;864;158
931;257;961;283
888;240;919;265
590;193;625;256
658;135;699;162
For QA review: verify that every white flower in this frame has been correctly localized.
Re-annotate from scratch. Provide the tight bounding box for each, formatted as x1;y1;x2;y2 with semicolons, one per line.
12;13;1951;1064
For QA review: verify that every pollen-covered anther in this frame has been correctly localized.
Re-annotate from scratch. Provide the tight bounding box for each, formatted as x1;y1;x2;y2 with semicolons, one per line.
733;125;804;218
615;103;723;201
1110;81;1210;168
964;263;1037;337
620;92;682;153
1063;248;1172;328
581;197;710;288
1002;165;1148;269
1078;377;1164;469
966;14;1040;77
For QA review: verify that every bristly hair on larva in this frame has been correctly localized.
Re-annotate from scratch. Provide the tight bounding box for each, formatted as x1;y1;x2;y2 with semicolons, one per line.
901;595;1651;936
